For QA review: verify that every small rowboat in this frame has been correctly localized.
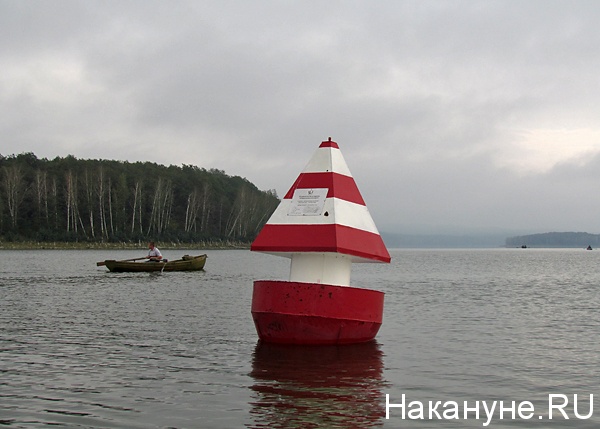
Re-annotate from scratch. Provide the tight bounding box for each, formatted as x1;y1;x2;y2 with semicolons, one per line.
103;254;207;273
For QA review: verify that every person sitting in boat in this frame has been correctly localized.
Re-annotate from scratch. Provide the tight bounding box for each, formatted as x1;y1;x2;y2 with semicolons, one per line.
147;241;163;261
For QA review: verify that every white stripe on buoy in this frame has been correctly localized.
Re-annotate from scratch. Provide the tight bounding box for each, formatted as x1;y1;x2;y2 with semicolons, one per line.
265;198;380;234
301;146;353;177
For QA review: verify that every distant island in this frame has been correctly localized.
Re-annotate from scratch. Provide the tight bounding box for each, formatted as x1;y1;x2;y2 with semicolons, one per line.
505;232;600;248
381;231;600;249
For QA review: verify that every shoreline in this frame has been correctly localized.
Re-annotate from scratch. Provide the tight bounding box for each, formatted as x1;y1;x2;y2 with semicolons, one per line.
0;241;251;251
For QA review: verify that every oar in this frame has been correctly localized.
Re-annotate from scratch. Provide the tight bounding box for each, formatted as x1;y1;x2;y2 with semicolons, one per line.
96;256;147;266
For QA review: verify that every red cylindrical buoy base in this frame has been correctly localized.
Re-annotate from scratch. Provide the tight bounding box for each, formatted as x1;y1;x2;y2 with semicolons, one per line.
251;280;384;345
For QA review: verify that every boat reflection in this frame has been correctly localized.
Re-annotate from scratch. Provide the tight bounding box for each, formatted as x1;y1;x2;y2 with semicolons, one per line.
248;340;386;428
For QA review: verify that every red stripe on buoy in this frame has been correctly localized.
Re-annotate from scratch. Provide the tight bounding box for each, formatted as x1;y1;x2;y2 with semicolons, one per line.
283;172;366;205
319;139;339;149
251;280;384;344
251;224;391;263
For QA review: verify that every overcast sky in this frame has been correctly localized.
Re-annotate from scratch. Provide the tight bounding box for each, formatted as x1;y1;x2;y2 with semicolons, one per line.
2;0;600;235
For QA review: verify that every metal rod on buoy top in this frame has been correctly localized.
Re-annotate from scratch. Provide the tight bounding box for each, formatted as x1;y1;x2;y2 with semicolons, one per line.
250;137;391;345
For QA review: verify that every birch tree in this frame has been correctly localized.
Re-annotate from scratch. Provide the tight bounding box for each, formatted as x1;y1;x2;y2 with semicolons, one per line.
65;170;77;234
34;170;49;226
131;180;143;234
2;164;26;229
83;169;96;238
96;166;108;239
147;178;173;234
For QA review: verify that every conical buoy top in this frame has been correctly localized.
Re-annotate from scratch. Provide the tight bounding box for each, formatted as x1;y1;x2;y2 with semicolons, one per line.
251;138;391;263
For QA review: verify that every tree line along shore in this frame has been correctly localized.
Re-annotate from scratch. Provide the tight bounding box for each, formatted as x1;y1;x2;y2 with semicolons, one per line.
0;240;251;250
0;153;279;245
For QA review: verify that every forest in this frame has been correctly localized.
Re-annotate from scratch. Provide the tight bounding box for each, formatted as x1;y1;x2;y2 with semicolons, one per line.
0;153;280;245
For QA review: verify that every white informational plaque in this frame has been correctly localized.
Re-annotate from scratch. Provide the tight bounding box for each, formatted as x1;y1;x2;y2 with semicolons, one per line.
287;188;329;216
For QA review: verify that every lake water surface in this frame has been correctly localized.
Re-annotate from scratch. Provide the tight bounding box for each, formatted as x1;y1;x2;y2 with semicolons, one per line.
1;248;599;428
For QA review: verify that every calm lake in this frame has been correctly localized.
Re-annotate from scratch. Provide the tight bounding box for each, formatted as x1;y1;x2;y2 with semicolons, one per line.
1;248;599;428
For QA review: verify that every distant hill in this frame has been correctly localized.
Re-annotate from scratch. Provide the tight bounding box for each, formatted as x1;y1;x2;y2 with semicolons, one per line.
505;232;600;248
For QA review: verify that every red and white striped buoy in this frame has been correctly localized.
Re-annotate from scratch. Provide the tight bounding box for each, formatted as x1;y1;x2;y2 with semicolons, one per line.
251;138;391;344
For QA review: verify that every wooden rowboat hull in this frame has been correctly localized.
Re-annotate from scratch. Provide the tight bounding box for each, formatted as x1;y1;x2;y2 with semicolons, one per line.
104;254;207;272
